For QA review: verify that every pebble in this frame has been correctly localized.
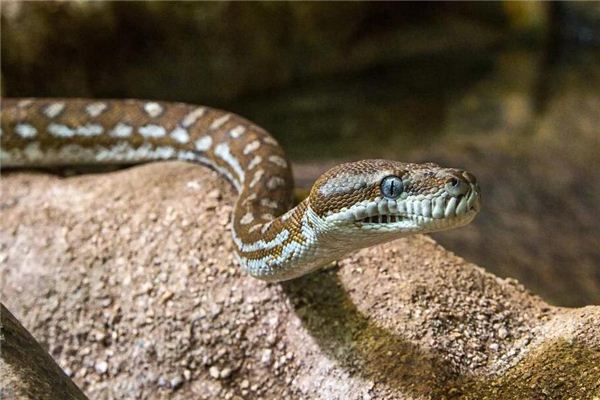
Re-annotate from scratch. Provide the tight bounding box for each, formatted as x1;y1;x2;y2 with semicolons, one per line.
220;367;232;378
261;349;273;365
170;376;184;390
183;369;192;380
498;327;509;339
94;360;108;375
209;366;220;379
160;290;174;304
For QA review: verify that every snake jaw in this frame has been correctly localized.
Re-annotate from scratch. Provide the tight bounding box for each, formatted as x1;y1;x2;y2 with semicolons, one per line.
323;185;480;234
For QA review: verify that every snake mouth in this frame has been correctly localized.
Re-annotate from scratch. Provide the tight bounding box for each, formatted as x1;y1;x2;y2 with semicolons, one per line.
357;214;404;224
335;190;481;227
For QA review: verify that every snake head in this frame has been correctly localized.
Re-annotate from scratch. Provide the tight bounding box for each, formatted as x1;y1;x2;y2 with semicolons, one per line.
308;160;480;241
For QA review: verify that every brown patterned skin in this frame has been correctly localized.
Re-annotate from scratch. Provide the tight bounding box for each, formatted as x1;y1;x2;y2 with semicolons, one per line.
0;98;481;281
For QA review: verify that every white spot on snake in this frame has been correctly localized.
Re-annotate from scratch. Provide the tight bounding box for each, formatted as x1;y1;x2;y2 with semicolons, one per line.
139;124;166;138
178;150;240;191
85;102;107;117
15;123;37;138
268;155;287;168
195;135;212;151
215;142;244;182
143;102;163;118
248;224;262;233
43;102;65;118
240;213;254;225
247;155;262;170
156;146;176;158
96;143;175;162
77;123;104;136
260;198;279;209
242;192;257;205
243;140;260;155
262;136;279;145
233;228;289;253
261;213;275;221
18;99;33;108
182;107;206;128
249;169;264;188
267;176;285;190
48;123;75;138
280;209;295;222
24;142;43;160
170;127;190;144
260;221;273;234
229;125;246;138
109;123;133;138
210;114;230;130
49;123;103;137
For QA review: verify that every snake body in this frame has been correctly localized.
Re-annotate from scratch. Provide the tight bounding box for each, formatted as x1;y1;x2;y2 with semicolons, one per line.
1;98;481;281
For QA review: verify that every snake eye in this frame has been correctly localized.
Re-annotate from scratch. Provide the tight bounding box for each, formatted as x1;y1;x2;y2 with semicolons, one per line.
380;176;404;199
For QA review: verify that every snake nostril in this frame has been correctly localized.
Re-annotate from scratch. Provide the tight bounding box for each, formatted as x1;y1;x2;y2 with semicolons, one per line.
447;177;459;187
446;175;469;196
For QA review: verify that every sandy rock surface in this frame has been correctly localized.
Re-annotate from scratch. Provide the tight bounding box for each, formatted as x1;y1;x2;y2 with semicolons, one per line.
1;162;598;400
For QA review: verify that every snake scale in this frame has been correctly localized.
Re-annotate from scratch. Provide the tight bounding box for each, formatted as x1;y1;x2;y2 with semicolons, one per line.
0;98;481;281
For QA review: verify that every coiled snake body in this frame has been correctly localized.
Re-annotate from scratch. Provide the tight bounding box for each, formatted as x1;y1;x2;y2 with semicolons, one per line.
1;99;481;281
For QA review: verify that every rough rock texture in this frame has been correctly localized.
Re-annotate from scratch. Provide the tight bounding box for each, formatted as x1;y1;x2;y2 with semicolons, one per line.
1;162;598;399
0;303;87;399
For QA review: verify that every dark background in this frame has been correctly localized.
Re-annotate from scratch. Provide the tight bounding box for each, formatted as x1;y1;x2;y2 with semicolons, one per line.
2;1;599;306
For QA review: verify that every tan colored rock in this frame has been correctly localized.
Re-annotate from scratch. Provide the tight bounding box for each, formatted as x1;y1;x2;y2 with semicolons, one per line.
1;162;598;399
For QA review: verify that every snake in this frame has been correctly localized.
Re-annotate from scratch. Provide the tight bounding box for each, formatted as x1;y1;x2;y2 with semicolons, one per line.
1;98;481;281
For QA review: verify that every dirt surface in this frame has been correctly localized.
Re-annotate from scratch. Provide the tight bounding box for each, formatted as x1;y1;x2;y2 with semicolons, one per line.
1;162;599;399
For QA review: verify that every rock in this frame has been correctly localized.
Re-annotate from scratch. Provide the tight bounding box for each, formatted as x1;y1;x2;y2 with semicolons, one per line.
0;162;598;399
94;361;108;375
170;376;184;390
0;304;88;400
208;367;220;380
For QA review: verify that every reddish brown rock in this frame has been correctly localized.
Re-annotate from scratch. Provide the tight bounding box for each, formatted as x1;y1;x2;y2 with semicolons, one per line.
0;162;598;399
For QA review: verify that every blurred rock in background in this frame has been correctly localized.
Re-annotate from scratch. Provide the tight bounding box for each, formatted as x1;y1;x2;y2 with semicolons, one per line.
2;1;598;306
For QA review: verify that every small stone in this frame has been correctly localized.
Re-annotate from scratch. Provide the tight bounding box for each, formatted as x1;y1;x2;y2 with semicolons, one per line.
158;377;168;387
94;360;108;375
261;349;272;365
240;379;250;389
209;366;220;379
220;367;232;378
170;376;184;390
183;369;192;380
160;290;174;304
498;327;509;339
489;343;499;351
99;297;113;308
207;189;221;199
